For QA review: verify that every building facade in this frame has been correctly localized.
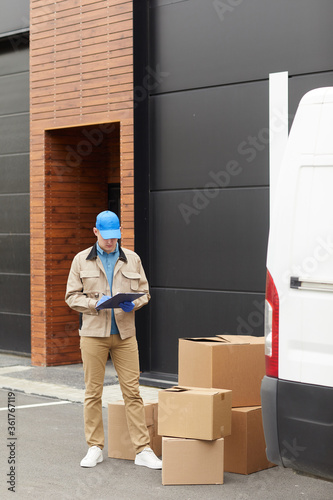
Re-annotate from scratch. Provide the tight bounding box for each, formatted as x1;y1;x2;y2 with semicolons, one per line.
0;1;30;354
1;1;333;382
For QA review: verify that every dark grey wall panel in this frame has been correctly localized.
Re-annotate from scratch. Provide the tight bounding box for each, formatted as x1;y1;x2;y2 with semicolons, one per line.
0;275;30;315
0;313;31;353
150;0;333;93
0;0;29;37
0;36;30;354
150;81;269;190
0;154;29;194
0;72;29;114
150;288;265;374
137;1;333;378
150;187;269;292
0;42;29;76
0;114;29;154
0;236;30;274
0;194;29;233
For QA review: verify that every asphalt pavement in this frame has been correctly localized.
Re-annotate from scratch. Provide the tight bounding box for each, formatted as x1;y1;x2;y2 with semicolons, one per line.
0;352;332;500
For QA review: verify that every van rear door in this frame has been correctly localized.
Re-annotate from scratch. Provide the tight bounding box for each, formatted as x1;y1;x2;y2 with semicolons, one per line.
268;88;333;387
262;88;333;481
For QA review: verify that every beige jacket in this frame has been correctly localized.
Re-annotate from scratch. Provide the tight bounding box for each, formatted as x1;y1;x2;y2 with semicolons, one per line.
65;244;150;339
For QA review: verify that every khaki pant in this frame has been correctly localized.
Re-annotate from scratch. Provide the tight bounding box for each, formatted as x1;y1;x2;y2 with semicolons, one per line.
80;335;150;453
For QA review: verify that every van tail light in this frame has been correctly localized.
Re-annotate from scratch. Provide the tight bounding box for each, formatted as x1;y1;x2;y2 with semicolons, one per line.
265;270;279;378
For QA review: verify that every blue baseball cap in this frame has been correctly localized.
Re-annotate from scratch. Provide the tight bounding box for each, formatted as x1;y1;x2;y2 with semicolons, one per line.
95;211;121;239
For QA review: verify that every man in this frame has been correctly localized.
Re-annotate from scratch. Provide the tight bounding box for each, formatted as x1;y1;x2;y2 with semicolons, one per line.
65;210;162;469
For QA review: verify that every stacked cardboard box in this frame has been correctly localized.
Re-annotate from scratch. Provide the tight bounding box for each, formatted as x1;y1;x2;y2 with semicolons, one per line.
162;437;225;485
224;406;275;474
178;335;265;406
177;335;275;475
158;386;232;485
107;400;161;460
106;335;274;483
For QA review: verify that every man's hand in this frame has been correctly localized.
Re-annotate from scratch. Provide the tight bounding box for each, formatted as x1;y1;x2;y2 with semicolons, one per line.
119;301;135;312
95;295;111;310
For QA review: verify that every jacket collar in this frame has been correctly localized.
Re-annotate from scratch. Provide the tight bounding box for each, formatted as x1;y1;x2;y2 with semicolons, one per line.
86;242;127;262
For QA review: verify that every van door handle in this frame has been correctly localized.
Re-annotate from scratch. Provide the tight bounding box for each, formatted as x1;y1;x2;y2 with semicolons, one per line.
290;276;333;292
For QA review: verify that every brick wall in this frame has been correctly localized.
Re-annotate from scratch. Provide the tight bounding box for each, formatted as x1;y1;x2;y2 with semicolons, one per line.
30;0;134;365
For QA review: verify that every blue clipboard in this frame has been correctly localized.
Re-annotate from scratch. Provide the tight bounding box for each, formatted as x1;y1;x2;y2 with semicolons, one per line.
96;292;145;310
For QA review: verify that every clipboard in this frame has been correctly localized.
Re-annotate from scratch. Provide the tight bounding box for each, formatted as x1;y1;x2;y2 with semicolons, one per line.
96;292;145;310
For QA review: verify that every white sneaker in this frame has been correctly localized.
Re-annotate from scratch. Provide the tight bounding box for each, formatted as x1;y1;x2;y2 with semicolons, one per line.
134;447;162;469
80;446;103;467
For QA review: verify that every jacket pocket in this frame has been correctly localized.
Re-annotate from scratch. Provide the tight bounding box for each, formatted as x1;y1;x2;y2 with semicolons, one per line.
80;270;100;292
121;271;141;291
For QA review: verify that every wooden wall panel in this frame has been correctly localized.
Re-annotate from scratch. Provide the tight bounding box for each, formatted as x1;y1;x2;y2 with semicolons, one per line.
30;0;134;366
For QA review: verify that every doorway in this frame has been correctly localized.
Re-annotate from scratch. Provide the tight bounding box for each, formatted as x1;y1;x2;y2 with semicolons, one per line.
37;122;120;365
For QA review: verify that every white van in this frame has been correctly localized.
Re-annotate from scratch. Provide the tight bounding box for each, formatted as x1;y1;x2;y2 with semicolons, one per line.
261;87;333;481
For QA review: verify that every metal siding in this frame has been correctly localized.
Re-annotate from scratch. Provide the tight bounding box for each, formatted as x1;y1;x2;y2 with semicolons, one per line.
0;235;30;274
146;0;333;381
0;314;31;353
150;81;269;190
0;40;30;354
150;188;269;292
0;40;29;76
0;72;29;114
0;114;29;154
150;288;265;374
0;154;29;194
0;194;29;233
0;0;29;37
138;1;333;381
0;275;30;315
150;0;333;93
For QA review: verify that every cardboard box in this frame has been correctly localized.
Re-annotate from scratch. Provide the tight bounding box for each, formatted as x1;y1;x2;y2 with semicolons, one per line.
108;401;161;460
162;437;224;485
178;335;265;407
158;386;232;440
224;406;276;474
